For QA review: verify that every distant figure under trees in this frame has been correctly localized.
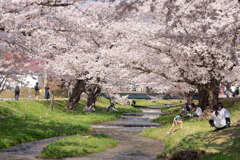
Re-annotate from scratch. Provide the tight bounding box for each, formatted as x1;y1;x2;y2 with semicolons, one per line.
44;84;50;100
34;82;39;100
14;84;20;101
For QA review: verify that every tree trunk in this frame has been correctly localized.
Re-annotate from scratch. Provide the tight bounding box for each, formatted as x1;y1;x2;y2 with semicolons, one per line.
198;80;220;121
50;93;54;111
85;84;102;107
67;80;86;110
197;85;209;108
184;91;195;103
208;80;220;107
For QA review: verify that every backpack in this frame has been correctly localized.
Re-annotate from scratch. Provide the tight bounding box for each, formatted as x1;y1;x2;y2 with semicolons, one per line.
15;86;20;92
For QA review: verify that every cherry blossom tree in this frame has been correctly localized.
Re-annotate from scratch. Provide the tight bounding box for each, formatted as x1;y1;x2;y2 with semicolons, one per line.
108;0;240;108
40;2;132;109
2;0;240;112
0;49;30;93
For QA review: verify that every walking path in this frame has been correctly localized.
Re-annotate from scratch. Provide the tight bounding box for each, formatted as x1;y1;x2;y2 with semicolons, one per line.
0;107;165;160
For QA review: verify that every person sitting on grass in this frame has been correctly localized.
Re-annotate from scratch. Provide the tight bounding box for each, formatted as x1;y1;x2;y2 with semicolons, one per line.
181;103;190;113
83;105;90;111
108;103;118;111
217;102;231;127
165;104;170;112
89;103;96;112
209;105;227;131
131;99;136;106
191;103;196;111
167;113;183;135
193;105;202;117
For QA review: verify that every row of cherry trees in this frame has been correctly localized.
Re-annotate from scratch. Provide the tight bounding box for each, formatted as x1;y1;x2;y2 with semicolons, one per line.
108;0;240;107
1;0;240;110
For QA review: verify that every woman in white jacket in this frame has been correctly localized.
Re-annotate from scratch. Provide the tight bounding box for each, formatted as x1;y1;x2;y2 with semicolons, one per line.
209;105;227;131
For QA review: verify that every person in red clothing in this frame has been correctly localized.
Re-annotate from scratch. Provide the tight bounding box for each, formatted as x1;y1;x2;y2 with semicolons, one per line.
221;84;225;95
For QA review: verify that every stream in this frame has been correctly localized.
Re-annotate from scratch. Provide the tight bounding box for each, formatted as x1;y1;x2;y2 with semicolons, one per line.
0;107;165;160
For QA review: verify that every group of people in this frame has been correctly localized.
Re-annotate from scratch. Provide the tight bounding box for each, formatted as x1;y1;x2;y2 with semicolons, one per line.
13;82;50;100
83;99;118;113
83;103;96;112
209;102;231;131
181;103;203;117
167;101;240;135
220;82;239;98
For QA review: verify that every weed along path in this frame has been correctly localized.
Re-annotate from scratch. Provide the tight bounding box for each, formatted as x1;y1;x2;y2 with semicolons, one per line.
0;107;165;160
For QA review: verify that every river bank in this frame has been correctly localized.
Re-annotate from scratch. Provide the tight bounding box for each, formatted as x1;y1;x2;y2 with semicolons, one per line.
0;101;166;159
140;99;240;160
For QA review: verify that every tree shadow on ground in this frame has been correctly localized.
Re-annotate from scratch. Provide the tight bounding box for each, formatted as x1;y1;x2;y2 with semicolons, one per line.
169;126;240;159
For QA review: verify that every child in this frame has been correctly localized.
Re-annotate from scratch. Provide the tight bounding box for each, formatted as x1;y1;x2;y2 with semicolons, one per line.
167;114;183;135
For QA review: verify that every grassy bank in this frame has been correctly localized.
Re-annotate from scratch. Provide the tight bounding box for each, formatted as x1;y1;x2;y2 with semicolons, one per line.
140;99;240;159
39;134;117;159
134;99;182;108
0;97;140;149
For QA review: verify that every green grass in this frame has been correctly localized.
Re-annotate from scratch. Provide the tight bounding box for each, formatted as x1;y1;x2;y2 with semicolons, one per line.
39;134;118;159
134;99;182;108
0;97;140;149
139;99;240;159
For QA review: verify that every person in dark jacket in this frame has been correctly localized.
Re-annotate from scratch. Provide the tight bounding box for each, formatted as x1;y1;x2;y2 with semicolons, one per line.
34;82;40;100
14;84;20;101
44;84;50;100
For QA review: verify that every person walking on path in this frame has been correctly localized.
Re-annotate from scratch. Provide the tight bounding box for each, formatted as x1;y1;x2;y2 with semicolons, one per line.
34;82;40;100
14;84;20;101
167;114;183;135
44;84;50;100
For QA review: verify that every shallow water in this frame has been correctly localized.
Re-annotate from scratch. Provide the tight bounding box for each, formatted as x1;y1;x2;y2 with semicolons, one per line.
0;108;164;160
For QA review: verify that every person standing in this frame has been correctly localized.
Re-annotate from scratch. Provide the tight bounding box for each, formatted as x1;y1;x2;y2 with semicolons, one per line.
235;87;239;97
221;84;225;95
226;82;231;98
14;84;20;101
44;84;50;100
231;84;236;97
34;82;40;100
